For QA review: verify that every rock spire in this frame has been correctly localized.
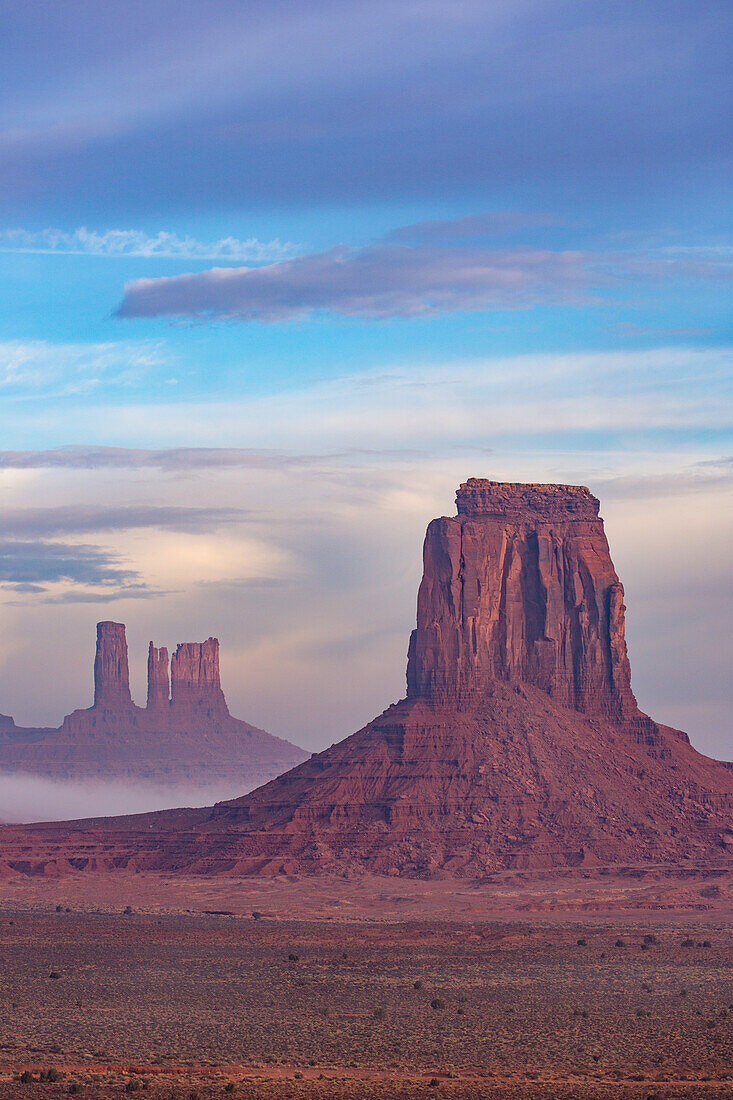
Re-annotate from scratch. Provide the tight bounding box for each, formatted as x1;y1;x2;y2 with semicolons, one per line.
93;621;133;710
146;643;170;709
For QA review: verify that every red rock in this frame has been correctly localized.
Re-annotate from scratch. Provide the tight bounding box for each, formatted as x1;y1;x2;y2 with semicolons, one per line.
170;638;227;715
146;643;169;710
93;621;133;710
407;480;635;718
0;625;307;789
1;479;731;878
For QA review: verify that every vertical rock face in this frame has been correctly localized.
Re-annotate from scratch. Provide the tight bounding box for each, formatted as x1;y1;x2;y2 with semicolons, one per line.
93;621;133;710
407;479;636;718
170;638;228;715
146;643;170;710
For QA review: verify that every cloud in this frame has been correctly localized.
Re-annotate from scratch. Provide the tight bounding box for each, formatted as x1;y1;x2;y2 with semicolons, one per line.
115;228;732;323
24;346;726;450
0;504;244;538
0;540;139;589
117;242;608;321
3;1;729;211
0;445;315;471
0;227;296;261
388;210;559;241
0;339;169;397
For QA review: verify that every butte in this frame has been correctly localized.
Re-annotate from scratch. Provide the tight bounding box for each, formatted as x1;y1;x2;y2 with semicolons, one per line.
0;625;306;791
1;479;731;878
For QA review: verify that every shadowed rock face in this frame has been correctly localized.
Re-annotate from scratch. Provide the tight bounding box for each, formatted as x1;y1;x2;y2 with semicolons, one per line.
146;643;170;710
93;621;133;710
407;480;634;718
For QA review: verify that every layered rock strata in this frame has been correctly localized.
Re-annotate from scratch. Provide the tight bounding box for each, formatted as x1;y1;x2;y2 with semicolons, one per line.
170;639;228;715
407;480;635;718
93;621;133;710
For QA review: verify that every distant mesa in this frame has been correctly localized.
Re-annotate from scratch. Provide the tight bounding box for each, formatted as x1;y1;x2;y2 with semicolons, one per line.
1;478;731;879
0;622;307;788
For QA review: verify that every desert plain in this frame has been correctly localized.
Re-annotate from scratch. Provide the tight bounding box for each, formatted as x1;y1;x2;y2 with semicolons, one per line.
0;865;731;1099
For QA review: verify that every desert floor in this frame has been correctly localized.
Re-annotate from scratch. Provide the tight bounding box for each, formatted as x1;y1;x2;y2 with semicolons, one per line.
0;867;731;1098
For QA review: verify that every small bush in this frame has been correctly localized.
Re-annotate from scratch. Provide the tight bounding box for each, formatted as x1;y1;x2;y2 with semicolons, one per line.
68;1084;81;1095
430;997;445;1010
224;1084;235;1094
125;1082;141;1094
47;1068;61;1082
288;953;299;962
643;934;659;946
702;939;712;948
55;904;64;913
49;971;62;979
413;980;423;990
576;938;587;946
251;911;262;920
19;1070;34;1084
681;938;694;947
615;939;625;947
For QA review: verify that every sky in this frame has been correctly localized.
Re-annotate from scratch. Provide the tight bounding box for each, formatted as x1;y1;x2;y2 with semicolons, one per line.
0;0;731;763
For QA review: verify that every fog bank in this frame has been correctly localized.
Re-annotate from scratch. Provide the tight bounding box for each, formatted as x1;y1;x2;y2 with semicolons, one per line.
0;773;249;824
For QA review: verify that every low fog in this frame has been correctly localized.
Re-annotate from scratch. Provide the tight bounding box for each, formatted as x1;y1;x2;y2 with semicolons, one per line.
0;773;251;824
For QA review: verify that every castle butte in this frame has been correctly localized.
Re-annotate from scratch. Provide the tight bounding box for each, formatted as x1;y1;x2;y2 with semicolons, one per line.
1;479;731;879
0;625;306;789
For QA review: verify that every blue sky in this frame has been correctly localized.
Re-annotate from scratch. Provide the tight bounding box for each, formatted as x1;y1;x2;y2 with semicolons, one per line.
0;1;731;766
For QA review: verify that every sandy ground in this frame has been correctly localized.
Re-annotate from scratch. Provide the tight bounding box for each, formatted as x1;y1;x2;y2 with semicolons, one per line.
0;867;730;1095
0;864;730;921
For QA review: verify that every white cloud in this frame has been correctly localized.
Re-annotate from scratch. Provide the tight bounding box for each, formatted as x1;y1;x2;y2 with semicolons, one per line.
17;346;727;448
0;227;296;262
0;339;170;398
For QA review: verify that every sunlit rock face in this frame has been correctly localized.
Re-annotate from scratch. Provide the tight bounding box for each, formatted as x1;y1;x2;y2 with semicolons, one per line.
171;638;228;717
407;480;635;718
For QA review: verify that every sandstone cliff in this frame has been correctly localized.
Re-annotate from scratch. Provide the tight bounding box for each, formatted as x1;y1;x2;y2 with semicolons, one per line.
93;621;134;710
146;643;169;710
407;480;635;718
170;639;228;715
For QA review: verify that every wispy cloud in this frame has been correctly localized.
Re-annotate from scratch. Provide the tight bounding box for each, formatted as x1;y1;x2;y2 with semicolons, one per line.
115;229;732;323
0;445;314;471
388;210;559;241
0;339;169;397
1;504;244;538
0;227;296;262
117;242;609;321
